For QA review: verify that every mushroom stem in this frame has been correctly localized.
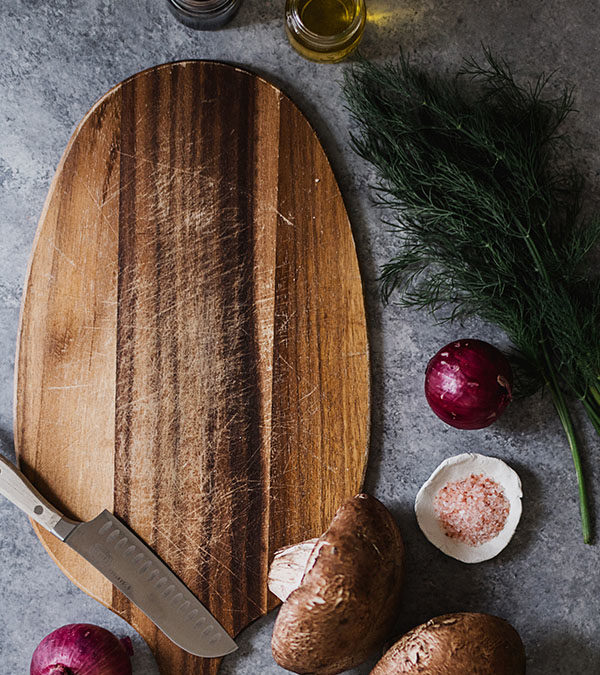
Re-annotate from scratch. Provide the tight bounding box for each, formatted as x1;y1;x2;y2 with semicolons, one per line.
268;538;319;601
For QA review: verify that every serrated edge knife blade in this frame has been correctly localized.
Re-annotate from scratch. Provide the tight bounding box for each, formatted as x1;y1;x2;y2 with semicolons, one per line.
63;510;237;658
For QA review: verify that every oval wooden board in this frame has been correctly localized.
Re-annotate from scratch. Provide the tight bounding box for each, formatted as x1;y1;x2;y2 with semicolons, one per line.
14;61;369;674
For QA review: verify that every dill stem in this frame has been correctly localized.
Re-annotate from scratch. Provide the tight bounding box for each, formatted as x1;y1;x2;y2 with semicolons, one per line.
543;346;592;544
589;385;600;409
521;229;552;287
582;395;600;436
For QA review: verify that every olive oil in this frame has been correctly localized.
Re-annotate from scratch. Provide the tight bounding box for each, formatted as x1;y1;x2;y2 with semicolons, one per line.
300;0;355;36
285;0;366;63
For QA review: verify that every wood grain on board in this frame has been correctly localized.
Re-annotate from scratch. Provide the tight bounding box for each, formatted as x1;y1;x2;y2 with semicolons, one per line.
14;61;369;674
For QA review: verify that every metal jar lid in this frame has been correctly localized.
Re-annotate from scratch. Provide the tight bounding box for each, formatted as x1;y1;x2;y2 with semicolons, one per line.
166;0;242;30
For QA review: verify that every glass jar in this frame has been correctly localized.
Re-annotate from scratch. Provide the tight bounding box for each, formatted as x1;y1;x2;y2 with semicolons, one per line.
285;0;366;63
166;0;242;30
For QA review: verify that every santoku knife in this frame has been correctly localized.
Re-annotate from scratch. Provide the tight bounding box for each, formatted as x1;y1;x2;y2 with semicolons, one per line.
0;453;237;658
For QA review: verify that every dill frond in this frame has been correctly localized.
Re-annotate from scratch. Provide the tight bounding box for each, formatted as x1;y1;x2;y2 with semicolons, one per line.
344;52;600;542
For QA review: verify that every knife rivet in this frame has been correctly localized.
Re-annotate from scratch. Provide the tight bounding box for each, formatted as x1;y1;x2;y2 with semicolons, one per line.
34;505;43;515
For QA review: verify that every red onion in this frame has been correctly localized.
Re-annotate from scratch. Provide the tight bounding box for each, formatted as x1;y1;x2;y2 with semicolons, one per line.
425;339;513;430
30;624;133;675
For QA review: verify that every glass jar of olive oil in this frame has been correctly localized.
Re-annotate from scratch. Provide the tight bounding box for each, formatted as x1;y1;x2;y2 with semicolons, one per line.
285;0;366;63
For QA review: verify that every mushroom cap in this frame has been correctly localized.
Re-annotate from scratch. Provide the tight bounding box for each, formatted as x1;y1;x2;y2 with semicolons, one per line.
271;494;405;675
371;612;526;674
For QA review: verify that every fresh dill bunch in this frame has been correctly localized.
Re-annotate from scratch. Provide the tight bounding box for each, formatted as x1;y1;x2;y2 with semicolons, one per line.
343;50;600;542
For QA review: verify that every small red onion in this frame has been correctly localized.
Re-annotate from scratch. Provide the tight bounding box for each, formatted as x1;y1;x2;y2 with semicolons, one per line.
30;624;133;675
425;339;513;430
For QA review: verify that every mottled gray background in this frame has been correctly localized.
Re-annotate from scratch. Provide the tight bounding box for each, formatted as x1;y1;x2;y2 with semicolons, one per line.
1;1;599;673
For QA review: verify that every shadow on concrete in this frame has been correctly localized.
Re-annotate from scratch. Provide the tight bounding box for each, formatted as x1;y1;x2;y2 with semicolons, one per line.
526;631;600;675
0;426;15;462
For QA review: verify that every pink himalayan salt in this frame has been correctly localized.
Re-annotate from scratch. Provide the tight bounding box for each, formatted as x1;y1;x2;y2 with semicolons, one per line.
433;473;510;546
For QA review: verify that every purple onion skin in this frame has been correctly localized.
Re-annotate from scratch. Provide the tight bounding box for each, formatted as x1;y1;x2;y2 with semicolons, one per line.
30;624;133;675
425;339;513;430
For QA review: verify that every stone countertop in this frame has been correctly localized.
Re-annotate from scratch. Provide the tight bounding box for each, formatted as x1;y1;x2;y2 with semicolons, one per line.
1;1;599;673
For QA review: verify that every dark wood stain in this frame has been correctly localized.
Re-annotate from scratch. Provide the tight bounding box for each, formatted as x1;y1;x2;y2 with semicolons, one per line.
15;61;369;675
193;63;220;646
114;72;138;623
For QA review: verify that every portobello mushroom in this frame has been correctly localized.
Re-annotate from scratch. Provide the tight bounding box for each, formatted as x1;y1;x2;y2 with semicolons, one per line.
268;494;405;674
371;612;526;674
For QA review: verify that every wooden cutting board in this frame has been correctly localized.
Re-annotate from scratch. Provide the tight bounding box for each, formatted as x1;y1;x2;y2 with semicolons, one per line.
14;61;369;674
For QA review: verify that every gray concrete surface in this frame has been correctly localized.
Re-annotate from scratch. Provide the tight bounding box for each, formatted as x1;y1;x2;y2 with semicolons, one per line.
1;0;599;673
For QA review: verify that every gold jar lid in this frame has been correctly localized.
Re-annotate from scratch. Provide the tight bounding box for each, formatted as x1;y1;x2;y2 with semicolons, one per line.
285;0;366;63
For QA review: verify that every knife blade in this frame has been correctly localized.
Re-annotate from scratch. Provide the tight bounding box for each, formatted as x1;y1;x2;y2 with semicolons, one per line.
0;453;237;658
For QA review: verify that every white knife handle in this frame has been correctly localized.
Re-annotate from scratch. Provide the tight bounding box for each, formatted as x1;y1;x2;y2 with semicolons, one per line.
0;453;65;532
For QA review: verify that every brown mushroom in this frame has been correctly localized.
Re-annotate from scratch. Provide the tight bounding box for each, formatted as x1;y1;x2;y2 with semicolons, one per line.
371;612;526;674
268;493;405;675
